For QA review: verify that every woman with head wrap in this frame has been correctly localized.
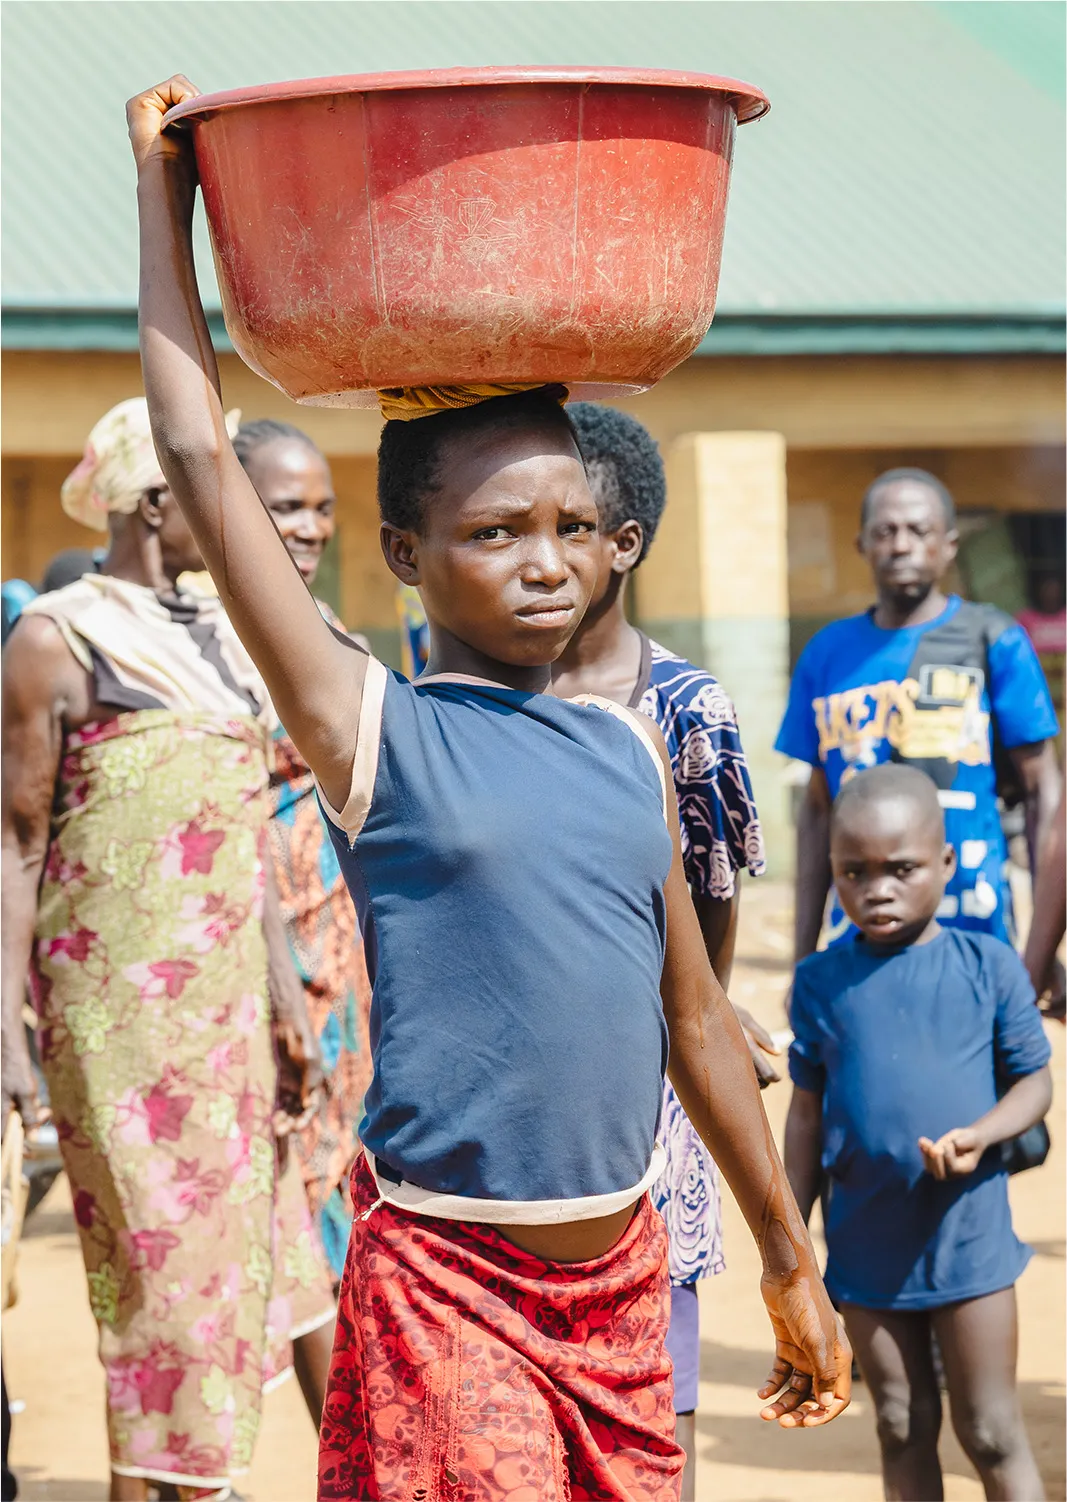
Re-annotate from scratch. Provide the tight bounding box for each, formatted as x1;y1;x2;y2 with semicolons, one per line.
0;397;336;1501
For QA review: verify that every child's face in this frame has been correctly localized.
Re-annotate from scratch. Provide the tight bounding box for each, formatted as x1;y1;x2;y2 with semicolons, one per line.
383;424;599;669
831;792;956;946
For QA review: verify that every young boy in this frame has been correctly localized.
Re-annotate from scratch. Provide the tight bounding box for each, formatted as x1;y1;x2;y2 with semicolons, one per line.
785;763;1052;1502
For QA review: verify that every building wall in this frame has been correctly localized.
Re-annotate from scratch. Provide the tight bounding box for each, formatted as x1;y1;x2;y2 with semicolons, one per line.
4;349;1064;662
3;454;93;583
4;351;1064;458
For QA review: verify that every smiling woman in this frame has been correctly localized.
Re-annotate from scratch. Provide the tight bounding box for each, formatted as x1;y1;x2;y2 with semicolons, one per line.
233;420;338;584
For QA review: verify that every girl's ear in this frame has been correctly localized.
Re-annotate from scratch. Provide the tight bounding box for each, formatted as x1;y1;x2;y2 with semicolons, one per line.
380;523;420;585
611;519;644;576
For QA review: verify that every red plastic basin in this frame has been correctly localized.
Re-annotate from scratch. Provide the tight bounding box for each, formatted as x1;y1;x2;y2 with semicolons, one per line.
164;66;769;406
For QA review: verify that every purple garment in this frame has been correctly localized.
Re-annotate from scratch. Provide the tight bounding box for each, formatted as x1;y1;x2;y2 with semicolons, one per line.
635;637;766;1285
665;1282;701;1414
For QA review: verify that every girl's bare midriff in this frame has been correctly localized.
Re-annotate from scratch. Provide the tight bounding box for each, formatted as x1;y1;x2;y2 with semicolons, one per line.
498;1203;638;1262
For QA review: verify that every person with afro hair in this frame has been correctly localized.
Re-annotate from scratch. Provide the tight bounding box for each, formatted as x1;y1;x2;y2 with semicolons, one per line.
554;403;774;1498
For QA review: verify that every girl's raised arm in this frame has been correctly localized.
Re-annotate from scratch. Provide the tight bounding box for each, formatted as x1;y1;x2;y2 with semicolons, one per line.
130;76;366;812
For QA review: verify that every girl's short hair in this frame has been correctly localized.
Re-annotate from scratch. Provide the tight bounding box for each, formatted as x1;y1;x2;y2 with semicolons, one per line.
377;385;576;532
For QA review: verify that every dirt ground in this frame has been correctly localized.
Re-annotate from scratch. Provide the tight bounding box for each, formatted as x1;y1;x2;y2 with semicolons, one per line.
5;879;1064;1501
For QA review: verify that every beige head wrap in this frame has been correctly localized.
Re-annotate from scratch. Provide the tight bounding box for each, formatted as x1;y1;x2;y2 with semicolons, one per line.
61;398;240;532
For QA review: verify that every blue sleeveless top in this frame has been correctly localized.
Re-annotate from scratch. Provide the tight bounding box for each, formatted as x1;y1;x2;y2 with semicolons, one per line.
318;660;673;1217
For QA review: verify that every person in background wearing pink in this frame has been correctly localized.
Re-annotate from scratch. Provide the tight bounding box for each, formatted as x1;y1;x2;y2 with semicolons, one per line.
1017;572;1065;751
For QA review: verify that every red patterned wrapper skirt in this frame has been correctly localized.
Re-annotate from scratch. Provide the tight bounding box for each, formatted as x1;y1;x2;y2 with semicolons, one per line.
318;1156;684;1501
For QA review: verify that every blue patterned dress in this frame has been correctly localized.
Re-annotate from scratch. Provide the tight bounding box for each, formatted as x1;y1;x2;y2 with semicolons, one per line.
633;637;766;1284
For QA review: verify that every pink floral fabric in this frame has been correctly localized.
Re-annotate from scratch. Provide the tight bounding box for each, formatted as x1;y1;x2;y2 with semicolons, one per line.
32;711;333;1488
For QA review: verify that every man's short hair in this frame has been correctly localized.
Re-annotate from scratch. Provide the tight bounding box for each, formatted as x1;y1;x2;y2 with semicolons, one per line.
568;403;666;566
861;468;957;531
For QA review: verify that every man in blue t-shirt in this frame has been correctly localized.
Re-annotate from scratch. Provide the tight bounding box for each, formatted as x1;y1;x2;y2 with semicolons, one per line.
776;467;1060;957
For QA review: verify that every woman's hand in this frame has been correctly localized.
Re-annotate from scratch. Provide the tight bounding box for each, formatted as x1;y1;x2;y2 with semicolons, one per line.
758;1270;852;1427
1;1030;42;1137
733;1003;782;1087
126;74;200;174
272;1010;325;1137
918;1127;985;1178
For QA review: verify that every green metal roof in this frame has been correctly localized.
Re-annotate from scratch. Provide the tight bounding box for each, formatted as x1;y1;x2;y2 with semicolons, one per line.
2;0;1064;353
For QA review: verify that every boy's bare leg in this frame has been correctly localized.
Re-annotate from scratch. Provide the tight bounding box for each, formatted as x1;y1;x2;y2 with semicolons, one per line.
841;1304;944;1501
932;1288;1044;1502
674;1412;696;1501
294;1318;335;1427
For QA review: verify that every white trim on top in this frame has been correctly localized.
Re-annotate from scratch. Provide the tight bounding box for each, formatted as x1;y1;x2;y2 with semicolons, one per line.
414;671;516;688
363;1140;667;1225
570;692;669;820
315;655;388;841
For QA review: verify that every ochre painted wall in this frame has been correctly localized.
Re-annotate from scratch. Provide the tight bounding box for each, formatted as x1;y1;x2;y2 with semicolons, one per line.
3;351;1064;458
2;455;90;584
328;456;395;633
4;351;1064;646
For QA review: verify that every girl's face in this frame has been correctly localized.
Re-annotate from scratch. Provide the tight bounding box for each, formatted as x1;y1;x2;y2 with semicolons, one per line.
245;439;336;585
382;424;599;670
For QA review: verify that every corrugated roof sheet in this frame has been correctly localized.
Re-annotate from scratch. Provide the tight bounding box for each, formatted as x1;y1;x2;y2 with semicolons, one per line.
2;0;1064;317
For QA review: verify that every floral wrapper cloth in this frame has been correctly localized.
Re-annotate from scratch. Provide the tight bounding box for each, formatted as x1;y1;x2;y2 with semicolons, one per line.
32;711;332;1488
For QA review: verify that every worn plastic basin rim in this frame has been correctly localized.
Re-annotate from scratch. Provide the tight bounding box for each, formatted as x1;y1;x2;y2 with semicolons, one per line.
162;64;771;130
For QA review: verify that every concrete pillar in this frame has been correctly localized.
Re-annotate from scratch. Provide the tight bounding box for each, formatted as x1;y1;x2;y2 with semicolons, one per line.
636;431;793;877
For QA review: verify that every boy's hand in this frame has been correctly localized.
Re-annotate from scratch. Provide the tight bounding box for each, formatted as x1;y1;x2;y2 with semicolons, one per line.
918;1127;985;1179
127;75;200;174
758;1272;852;1427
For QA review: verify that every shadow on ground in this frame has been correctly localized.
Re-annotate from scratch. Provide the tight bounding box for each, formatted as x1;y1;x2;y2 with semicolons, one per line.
15;1467;107;1501
698;1335;1065;1494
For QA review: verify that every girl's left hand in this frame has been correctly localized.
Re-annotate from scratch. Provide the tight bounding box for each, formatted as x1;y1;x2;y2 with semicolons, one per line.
758;1271;852;1427
918;1126;984;1178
